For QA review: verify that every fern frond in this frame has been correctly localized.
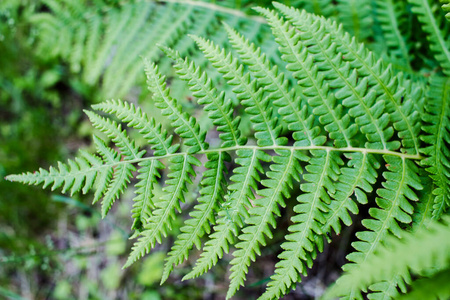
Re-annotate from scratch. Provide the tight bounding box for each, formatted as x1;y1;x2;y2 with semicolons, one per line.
110;4;195;98
255;7;349;148
263;5;392;150
131;159;165;231
185;149;270;280
82;11;101;83
28;12;63;57
261;150;342;299
191;34;285;147
172;8;219;58
7;3;444;299
69;18;87;73
92;99;178;156
397;269;450;300
101;162;135;218
224;23;330;147
31;0;82;60
420;76;450;219
85;4;133;86
161;151;229;283
5;150;102;196
336;0;373;42
4;132;132;218
144;58;208;154
323;152;380;235
91;135;119;204
275;3;422;155
90;131;135;217
227;149;306;299
374;0;413;71
84;110;145;160
412;175;435;228
337;156;422;299
367;272;410;299
29;1;298;101
408;0;450;76
161;45;246;148
124;154;200;268
100;2;155;96
324;215;450;299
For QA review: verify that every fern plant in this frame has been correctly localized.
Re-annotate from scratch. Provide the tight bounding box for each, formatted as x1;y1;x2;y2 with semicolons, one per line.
29;0;279;100
6;1;450;299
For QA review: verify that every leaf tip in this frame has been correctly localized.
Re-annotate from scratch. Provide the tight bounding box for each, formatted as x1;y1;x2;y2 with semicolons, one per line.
122;256;136;269
160;271;170;285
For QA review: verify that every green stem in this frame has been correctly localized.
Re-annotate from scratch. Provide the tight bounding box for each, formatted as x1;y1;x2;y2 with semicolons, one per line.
156;0;266;23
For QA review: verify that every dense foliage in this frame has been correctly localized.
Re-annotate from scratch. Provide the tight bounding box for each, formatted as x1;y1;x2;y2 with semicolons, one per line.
3;0;450;299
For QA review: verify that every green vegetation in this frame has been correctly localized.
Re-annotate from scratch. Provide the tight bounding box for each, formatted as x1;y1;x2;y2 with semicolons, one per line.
3;0;450;299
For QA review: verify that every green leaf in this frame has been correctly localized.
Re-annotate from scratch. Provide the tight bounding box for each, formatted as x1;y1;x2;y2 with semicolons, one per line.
124;154;200;268
144;58;208;154
161;45;246;148
131;159;165;230
420;76;450;218
408;0;450;76
325;215;450;299
227;149;306;299
161;151;229;282
261;150;343;299
185;149;270;280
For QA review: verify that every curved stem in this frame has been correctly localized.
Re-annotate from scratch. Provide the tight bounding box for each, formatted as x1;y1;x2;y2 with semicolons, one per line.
156;0;267;23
